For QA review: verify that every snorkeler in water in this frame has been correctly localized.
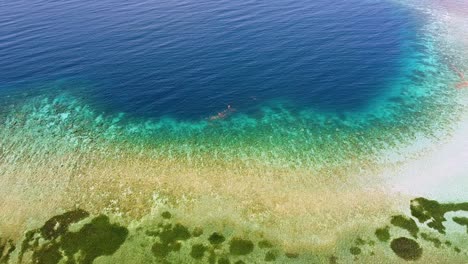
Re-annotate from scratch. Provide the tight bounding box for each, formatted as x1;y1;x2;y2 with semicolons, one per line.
209;104;236;121
456;81;468;89
450;64;468;89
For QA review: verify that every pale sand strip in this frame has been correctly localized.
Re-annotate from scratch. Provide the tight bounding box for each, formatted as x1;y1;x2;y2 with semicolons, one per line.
385;1;468;201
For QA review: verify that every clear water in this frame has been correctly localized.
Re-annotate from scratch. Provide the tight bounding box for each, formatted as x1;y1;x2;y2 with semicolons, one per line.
1;0;417;119
1;0;467;263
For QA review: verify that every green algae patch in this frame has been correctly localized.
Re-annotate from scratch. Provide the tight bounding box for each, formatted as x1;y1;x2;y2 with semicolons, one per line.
161;211;172;219
208;232;226;245
151;242;171;258
19;230;36;261
349;246;361;256
32;243;61;264
19;209;90;262
60;215;128;264
190;244;208;259
159;223;191;244
391;215;419;238
420;233;441;248
19;213;128;264
229;238;254;255
41;209;90;240
390;237;422;261
453;217;468;234
150;222;191;259
375;226;390;242
410;198;468;234
0;238;15;264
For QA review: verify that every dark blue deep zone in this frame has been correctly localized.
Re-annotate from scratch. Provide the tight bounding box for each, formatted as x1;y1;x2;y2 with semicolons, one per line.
0;0;417;119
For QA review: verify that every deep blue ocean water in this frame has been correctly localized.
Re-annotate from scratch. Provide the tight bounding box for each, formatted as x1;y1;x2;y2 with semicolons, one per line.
0;0;418;120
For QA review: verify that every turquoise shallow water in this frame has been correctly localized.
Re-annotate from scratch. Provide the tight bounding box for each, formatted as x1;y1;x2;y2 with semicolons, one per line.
0;0;451;172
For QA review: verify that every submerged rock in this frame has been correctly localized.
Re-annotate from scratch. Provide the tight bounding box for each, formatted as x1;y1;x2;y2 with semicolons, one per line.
229;238;254;256
208;232;226;245
40;209;90;240
52;215;128;264
410;197;468;234
390;237;422;261
453;217;468;234
391;215;419;238
18;211;128;264
375;226;390;242
0;238;16;264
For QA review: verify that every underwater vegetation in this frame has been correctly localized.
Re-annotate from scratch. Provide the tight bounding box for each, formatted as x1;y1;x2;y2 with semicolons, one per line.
17;210;128;264
0;238;16;264
8;209;304;264
410;197;468;234
390;237;422;261
1;196;467;263
452;217;468;234
365;197;468;262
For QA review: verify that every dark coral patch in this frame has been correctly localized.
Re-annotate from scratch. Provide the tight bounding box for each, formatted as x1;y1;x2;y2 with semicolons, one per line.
159;223;191;244
60;215;128;264
21;214;128;264
453;217;468;234
390;237;422;261
229;238;254;255
41;209;89;240
0;239;15;264
18;209;90;263
161;211;172;219
375;226;390;242
190;244;207;259
391;215;419;238
420;233;441;248
152;242;170;258
349;246;361;256
19;230;36;261
151;223;190;259
32;242;61;264
208;232;226;245
410;197;468;234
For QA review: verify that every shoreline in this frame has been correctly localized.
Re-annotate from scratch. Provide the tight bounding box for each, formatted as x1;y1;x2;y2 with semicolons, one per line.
384;0;468;202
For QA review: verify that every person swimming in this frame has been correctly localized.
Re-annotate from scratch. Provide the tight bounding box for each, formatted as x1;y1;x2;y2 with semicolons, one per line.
450;64;468;89
209;104;236;121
